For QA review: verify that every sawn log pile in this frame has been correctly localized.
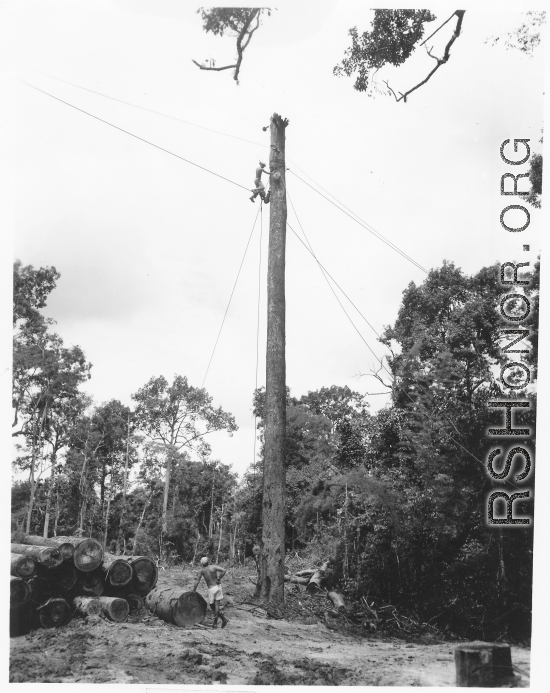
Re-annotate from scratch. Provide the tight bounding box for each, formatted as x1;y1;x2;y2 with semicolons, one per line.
10;535;158;636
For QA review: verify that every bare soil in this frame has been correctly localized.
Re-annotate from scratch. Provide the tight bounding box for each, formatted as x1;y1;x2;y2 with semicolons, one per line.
10;565;531;686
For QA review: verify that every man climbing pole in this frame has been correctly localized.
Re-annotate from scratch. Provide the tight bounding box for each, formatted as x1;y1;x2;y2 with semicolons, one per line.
250;161;271;203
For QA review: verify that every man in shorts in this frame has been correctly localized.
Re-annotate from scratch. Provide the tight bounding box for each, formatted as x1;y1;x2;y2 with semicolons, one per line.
250;162;270;203
192;557;228;628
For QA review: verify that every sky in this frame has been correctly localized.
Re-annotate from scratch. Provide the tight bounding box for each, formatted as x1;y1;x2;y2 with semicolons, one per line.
4;2;546;482
2;0;550;684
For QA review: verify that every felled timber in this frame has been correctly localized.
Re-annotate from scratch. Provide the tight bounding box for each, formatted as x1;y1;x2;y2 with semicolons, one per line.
128;556;158;595
305;561;330;594
455;642;515;687
145;587;207;627
75;569;105;597
73;596;102;617
101;553;132;587
327;591;346;611
295;569;315;577
54;536;104;572
37;597;71;628
11;543;63;569
283;576;310;585
11;553;36;578
46;563;78;592
21;535;75;561
10;576;31;607
125;593;144;613
97;596;129;622
27;575;52;603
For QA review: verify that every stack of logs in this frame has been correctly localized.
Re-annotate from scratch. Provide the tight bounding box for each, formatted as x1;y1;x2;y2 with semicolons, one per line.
284;561;346;611
10;535;158;636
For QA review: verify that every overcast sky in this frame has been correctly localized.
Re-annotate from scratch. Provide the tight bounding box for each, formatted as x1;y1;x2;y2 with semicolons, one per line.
5;1;546;480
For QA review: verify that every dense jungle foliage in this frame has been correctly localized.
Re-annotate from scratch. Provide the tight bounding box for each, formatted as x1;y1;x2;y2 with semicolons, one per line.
12;258;537;642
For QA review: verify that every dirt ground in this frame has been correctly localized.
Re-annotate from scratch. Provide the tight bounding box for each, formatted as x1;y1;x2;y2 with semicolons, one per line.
10;565;531;686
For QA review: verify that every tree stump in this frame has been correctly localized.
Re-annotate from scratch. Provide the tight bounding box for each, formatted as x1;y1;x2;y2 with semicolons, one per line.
102;553;133;587
455;642;515;687
22;535;75;561
11;543;63;569
145;587;207;627
128;556;158;595
73;596;102;617
37;597;71;628
55;536;103;572
97;596;129;622
11;553;37;578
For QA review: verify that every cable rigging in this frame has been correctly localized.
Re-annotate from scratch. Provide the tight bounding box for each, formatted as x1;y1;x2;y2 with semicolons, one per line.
201;206;261;387
20;80;251;192
286;189;490;472
288;169;428;274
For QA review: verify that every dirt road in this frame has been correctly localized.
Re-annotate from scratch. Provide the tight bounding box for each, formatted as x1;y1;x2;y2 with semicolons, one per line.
10;566;531;685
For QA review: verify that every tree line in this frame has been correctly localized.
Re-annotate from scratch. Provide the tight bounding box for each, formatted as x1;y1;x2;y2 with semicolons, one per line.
12;258;538;641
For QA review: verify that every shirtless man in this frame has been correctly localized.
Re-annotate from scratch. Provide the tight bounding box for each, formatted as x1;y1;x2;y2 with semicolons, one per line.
250;162;270;203
192;557;228;628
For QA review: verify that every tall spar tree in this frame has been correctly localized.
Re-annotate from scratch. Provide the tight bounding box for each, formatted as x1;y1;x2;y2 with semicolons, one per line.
132;375;237;536
255;113;289;603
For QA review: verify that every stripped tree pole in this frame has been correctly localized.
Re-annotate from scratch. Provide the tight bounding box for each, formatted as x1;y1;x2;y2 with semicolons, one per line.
256;113;289;603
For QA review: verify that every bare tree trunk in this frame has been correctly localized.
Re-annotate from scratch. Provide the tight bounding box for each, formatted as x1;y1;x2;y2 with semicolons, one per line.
54;484;60;536
256;113;288;604
133;492;153;556
216;502;224;562
208;475;215;539
104;481;112;550
161;452;172;534
26;404;48;535
43;450;57;538
117;412;131;553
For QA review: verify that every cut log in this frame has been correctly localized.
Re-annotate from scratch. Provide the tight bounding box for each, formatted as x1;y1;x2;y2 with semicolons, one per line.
11;543;63;569
125;593;145;613
37;597;71;629
47;563;78;592
295;569;315;577
455;642;515;687
27;575;53;604
101;553;132;587
11;553;37;578
145;587;207;627
54;536;104;572
283;576;310;585
73;596;102;617
306;561;330;594
128;556;158;595
97;596;129;622
22;535;75;561
10;576;31;607
327;591;346;611
76;570;105;597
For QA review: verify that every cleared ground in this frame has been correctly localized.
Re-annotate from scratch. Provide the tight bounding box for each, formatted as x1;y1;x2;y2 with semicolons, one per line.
10;565;531;685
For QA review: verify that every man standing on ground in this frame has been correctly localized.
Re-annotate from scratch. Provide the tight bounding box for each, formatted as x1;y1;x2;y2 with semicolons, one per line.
192;557;228;628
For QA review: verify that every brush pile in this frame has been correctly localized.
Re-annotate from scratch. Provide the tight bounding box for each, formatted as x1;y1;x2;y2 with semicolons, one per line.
10;535;158;636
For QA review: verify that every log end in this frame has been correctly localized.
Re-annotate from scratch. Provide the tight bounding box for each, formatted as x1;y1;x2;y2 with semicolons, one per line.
174;591;208;628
